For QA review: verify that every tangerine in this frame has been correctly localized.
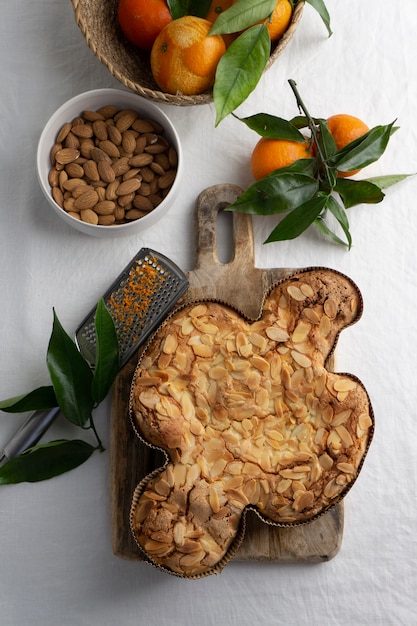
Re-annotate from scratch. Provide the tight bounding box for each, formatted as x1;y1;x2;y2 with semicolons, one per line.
326;114;369;177
264;0;293;41
117;0;172;51
150;16;226;96
206;0;238;46
250;137;312;180
206;0;235;23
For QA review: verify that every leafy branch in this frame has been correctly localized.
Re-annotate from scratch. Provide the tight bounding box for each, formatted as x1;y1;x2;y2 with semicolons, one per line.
209;0;332;124
226;79;413;247
0;299;120;484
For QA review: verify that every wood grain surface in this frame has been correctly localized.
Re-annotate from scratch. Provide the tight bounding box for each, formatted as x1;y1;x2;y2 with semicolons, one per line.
110;184;344;563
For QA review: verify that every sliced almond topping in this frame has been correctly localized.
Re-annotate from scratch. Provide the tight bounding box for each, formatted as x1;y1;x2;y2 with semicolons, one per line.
336;462;356;474
303;308;321;324
292;321;311;343
291;350;312;368
154;478;171;497
324;298;338;319
319;453;334;470
331;409;352;427
319;314;331;337
287;285;307;301
162;333;178;355
192;343;213;358
324;478;342;499
172;463;187;487
265;326;290;342
249;332;268;351
173;521;185;546
190;304;208;318
335;425;354;447
181;317;194;335
209;485;221;514
358;412;373;430
208;365;228;380
334;378;357;392
250;354;270;372
300;283;315;297
227;489;249;506
293;490;314;512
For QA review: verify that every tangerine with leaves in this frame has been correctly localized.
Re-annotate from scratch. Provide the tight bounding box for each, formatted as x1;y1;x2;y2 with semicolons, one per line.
150;16;226;96
250;137;312;180
117;0;172;51
327;114;370;177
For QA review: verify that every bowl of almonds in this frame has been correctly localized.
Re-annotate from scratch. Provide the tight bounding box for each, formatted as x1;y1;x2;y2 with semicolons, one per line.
37;88;182;237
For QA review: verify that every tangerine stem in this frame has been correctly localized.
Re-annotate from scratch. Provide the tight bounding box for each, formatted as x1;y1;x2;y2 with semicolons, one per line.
288;79;333;185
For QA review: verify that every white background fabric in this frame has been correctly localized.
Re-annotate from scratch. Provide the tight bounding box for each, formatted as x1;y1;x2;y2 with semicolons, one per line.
1;1;416;624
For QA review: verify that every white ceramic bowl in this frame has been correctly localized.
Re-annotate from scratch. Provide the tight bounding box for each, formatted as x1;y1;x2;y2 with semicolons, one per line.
37;88;182;238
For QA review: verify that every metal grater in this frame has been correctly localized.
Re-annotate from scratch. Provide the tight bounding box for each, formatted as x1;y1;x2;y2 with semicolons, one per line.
75;248;189;368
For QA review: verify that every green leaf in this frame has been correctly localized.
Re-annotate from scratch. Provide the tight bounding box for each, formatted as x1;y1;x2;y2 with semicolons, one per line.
235;113;306;140
47;310;94;427
317;119;337;160
166;0;188;19
275;157;317;176
326;195;352;249
329;122;397;173
213;24;270;125
364;173;415;190
335;178;385;209
304;0;332;36
0;439;95;484
167;0;212;19
264;193;328;243
209;0;277;34
314;215;348;247
190;0;212;18
227;171;318;215
91;299;120;405
289;115;324;129
0;386;57;413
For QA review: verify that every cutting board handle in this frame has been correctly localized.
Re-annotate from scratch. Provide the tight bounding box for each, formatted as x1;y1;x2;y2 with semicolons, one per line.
195;184;255;270
189;184;265;318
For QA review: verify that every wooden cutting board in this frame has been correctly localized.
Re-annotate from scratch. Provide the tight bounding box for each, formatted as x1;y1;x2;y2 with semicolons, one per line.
110;184;344;563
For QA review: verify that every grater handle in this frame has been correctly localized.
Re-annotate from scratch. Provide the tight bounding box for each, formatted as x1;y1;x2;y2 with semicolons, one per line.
0;407;60;461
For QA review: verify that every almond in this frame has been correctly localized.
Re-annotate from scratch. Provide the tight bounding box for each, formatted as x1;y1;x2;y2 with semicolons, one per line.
73;188;99;211
98;139;120;158
94;200;116;215
116;178;141;196
90;147;111;163
56;122;72;143
96;104;118;119
97;214;116;225
92;119;108;141
65;162;84;178
97;159;116;183
71;124;93;138
80;208;99;224
115;110;138;132
83;160;100;182
55;147;80;165
129;153;154;167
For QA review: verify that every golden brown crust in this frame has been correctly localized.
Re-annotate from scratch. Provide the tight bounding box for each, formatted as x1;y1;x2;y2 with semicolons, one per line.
129;269;373;576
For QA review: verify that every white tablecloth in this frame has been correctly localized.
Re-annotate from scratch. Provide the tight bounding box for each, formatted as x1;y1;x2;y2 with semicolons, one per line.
1;1;416;624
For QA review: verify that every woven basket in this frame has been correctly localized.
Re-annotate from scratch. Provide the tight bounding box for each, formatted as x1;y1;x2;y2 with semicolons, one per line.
71;0;304;106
